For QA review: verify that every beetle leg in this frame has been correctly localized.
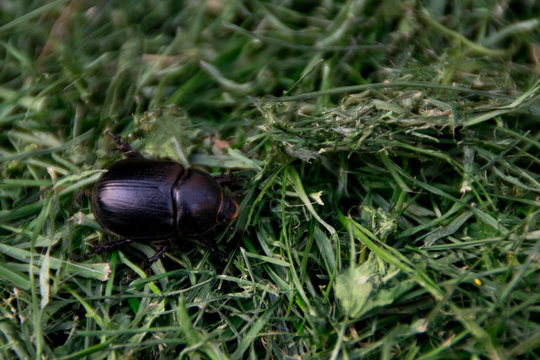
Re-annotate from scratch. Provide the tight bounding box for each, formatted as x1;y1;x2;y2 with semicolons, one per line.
194;236;216;257
105;129;143;158
73;237;134;261
214;173;235;186
148;243;169;265
69;191;84;215
142;242;172;274
196;235;231;272
214;173;247;187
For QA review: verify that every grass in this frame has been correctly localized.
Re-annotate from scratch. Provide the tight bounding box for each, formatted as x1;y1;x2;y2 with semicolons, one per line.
0;0;539;359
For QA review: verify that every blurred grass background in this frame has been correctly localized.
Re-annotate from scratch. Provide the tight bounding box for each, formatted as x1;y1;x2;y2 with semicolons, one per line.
0;0;539;358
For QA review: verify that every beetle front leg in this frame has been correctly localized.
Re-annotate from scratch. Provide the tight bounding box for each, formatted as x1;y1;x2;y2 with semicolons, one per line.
105;130;143;158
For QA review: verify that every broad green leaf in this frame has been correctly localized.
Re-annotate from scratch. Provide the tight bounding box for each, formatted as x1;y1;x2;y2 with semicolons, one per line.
335;253;415;318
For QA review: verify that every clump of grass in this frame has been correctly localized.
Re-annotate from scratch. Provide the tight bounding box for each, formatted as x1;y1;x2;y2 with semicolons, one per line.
1;1;539;359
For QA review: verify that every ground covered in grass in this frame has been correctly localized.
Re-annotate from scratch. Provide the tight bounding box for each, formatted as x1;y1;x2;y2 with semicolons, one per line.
1;1;539;359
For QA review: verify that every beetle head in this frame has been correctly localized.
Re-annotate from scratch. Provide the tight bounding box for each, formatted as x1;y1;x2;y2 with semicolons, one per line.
218;195;239;224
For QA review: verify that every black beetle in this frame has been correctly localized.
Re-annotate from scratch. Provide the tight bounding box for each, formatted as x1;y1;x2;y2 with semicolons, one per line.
88;131;239;263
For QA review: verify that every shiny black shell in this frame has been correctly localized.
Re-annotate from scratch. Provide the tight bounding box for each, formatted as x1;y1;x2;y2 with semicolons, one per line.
91;159;237;239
